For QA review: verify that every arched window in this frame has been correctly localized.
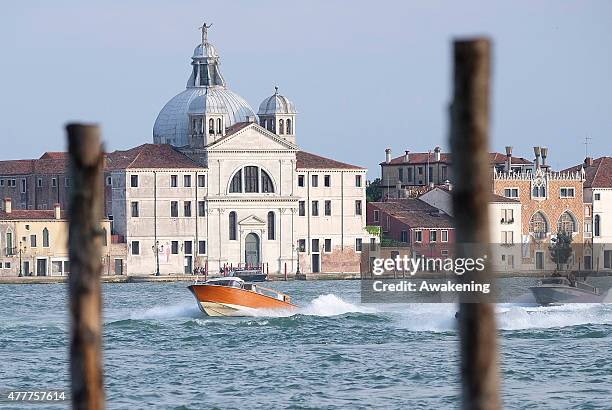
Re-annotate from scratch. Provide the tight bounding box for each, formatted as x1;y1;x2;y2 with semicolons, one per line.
267;120;274;132
230;169;242;193
261;119;266;128
229;167;275;194
229;211;237;240
286;119;292;134
594;215;601;237
261;170;274;193
102;228;107;246
267;211;275;240
244;166;259;193
217;118;222;134
279;119;284;135
42;228;49;248
529;212;548;238
192;119;198;134
208;118;214;135
557;211;576;234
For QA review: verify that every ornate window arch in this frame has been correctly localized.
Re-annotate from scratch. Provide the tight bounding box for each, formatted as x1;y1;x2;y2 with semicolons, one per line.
557;211;576;234
529;211;549;238
267;211;275;240
208;118;214;135
286;118;292;135
228;166;275;194
279;119;284;135
217;118;222;134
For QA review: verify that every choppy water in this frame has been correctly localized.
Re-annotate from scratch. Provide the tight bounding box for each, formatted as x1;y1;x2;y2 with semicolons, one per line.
1;280;611;409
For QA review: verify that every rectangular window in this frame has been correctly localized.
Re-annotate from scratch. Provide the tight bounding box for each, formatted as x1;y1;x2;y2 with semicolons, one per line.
594;193;601;200
131;202;139;217
324;175;331;187
356;175;362;187
414;230;423;242
298;175;305;187
0;179;3;187
373;210;380;222
428;167;433;183
560;187;575;198
324;239;332;253
170;201;178;217
198;240;206;255
311;239;320;253
37;178;43;187
20;179;26;193
418;167;423;175
198;174;206;187
198;201;206;217
130;175;139;188
311;175;318;187
355;200;362;215
585;206;591;216
355;238;363;252
184;241;193;255
324;200;332;216
184;175;191;187
430;230;437;242
502;209;514;223
65;178;71;187
184;201;192;217
171;175;178;187
398;168;404;182
401;230;408;243
30;234;37;248
503;188;519;198
501;231;514;244
299;201;305;216
312;201;319;216
441;230;448;242
407;168;413;182
131;241;140;255
441;166;447;180
171;241;179;254
370;238;376;251
51;178;57;188
298;239;306;252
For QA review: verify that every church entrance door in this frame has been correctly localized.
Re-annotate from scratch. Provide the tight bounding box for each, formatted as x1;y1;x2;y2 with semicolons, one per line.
245;233;260;268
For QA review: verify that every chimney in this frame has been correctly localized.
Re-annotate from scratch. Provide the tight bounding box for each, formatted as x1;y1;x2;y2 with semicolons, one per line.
4;198;11;214
385;148;391;164
505;146;513;172
404;150;410;162
54;203;61;220
540;147;548;167
434;146;441;162
585;157;593;167
533;146;541;169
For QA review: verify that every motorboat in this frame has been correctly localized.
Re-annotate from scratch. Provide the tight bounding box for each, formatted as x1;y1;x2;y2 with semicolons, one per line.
188;277;296;317
529;276;604;305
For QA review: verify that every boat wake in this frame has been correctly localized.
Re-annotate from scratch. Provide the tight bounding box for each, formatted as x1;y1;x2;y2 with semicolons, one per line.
128;302;201;320
251;294;375;318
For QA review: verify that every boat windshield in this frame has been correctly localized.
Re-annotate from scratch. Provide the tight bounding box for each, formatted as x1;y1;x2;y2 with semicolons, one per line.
206;279;243;289
540;277;571;286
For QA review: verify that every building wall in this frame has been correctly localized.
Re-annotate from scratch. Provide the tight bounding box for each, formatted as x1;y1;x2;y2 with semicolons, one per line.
591;187;612;271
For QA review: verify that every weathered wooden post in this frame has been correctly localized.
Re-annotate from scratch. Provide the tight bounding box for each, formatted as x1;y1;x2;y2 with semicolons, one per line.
450;38;501;410
67;123;106;410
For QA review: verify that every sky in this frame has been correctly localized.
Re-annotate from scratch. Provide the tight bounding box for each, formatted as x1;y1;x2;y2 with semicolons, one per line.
1;1;611;176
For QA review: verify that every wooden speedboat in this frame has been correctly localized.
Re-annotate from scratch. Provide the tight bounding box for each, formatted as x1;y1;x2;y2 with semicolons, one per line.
188;277;297;317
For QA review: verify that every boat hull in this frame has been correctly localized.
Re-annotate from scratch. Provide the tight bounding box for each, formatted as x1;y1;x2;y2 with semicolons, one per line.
529;285;602;305
188;284;296;317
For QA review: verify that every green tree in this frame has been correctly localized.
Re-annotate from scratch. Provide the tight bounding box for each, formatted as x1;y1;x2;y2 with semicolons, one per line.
366;178;383;202
549;231;573;271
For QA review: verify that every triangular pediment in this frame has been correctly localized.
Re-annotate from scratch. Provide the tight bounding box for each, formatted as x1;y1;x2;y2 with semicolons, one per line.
238;214;266;226
208;123;297;151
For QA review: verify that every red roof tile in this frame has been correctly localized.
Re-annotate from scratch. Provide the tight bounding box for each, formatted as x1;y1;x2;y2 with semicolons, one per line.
369;199;455;228
382;151;532;166
296;151;365;170
39;152;68;160
0;210;67;220
562;157;612;188
0;160;35;175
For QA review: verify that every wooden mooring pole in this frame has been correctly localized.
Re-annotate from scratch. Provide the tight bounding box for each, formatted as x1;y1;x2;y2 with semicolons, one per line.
67;124;106;410
450;39;501;410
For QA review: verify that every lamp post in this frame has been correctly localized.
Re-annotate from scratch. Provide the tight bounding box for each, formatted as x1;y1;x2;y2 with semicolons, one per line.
294;242;301;274
152;241;160;276
17;241;27;277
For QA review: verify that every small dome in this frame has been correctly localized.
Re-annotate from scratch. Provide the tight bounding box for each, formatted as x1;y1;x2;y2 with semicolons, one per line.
193;42;218;58
258;88;297;115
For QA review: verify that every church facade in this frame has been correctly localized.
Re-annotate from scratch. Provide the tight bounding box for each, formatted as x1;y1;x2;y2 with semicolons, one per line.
0;25;371;277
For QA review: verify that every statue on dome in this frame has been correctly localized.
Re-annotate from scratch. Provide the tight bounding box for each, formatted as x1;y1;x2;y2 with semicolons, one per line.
199;22;213;44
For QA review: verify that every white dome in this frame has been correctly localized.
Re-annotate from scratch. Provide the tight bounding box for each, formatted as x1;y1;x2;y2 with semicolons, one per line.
152;29;256;147
153;87;255;146
258;89;297;115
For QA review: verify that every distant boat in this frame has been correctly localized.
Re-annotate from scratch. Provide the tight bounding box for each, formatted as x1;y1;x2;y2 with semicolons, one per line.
529;276;604;305
188;277;296;317
230;269;267;282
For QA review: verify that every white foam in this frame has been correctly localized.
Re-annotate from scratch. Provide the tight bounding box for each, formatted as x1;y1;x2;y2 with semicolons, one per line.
249;294;374;318
130;302;201;320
